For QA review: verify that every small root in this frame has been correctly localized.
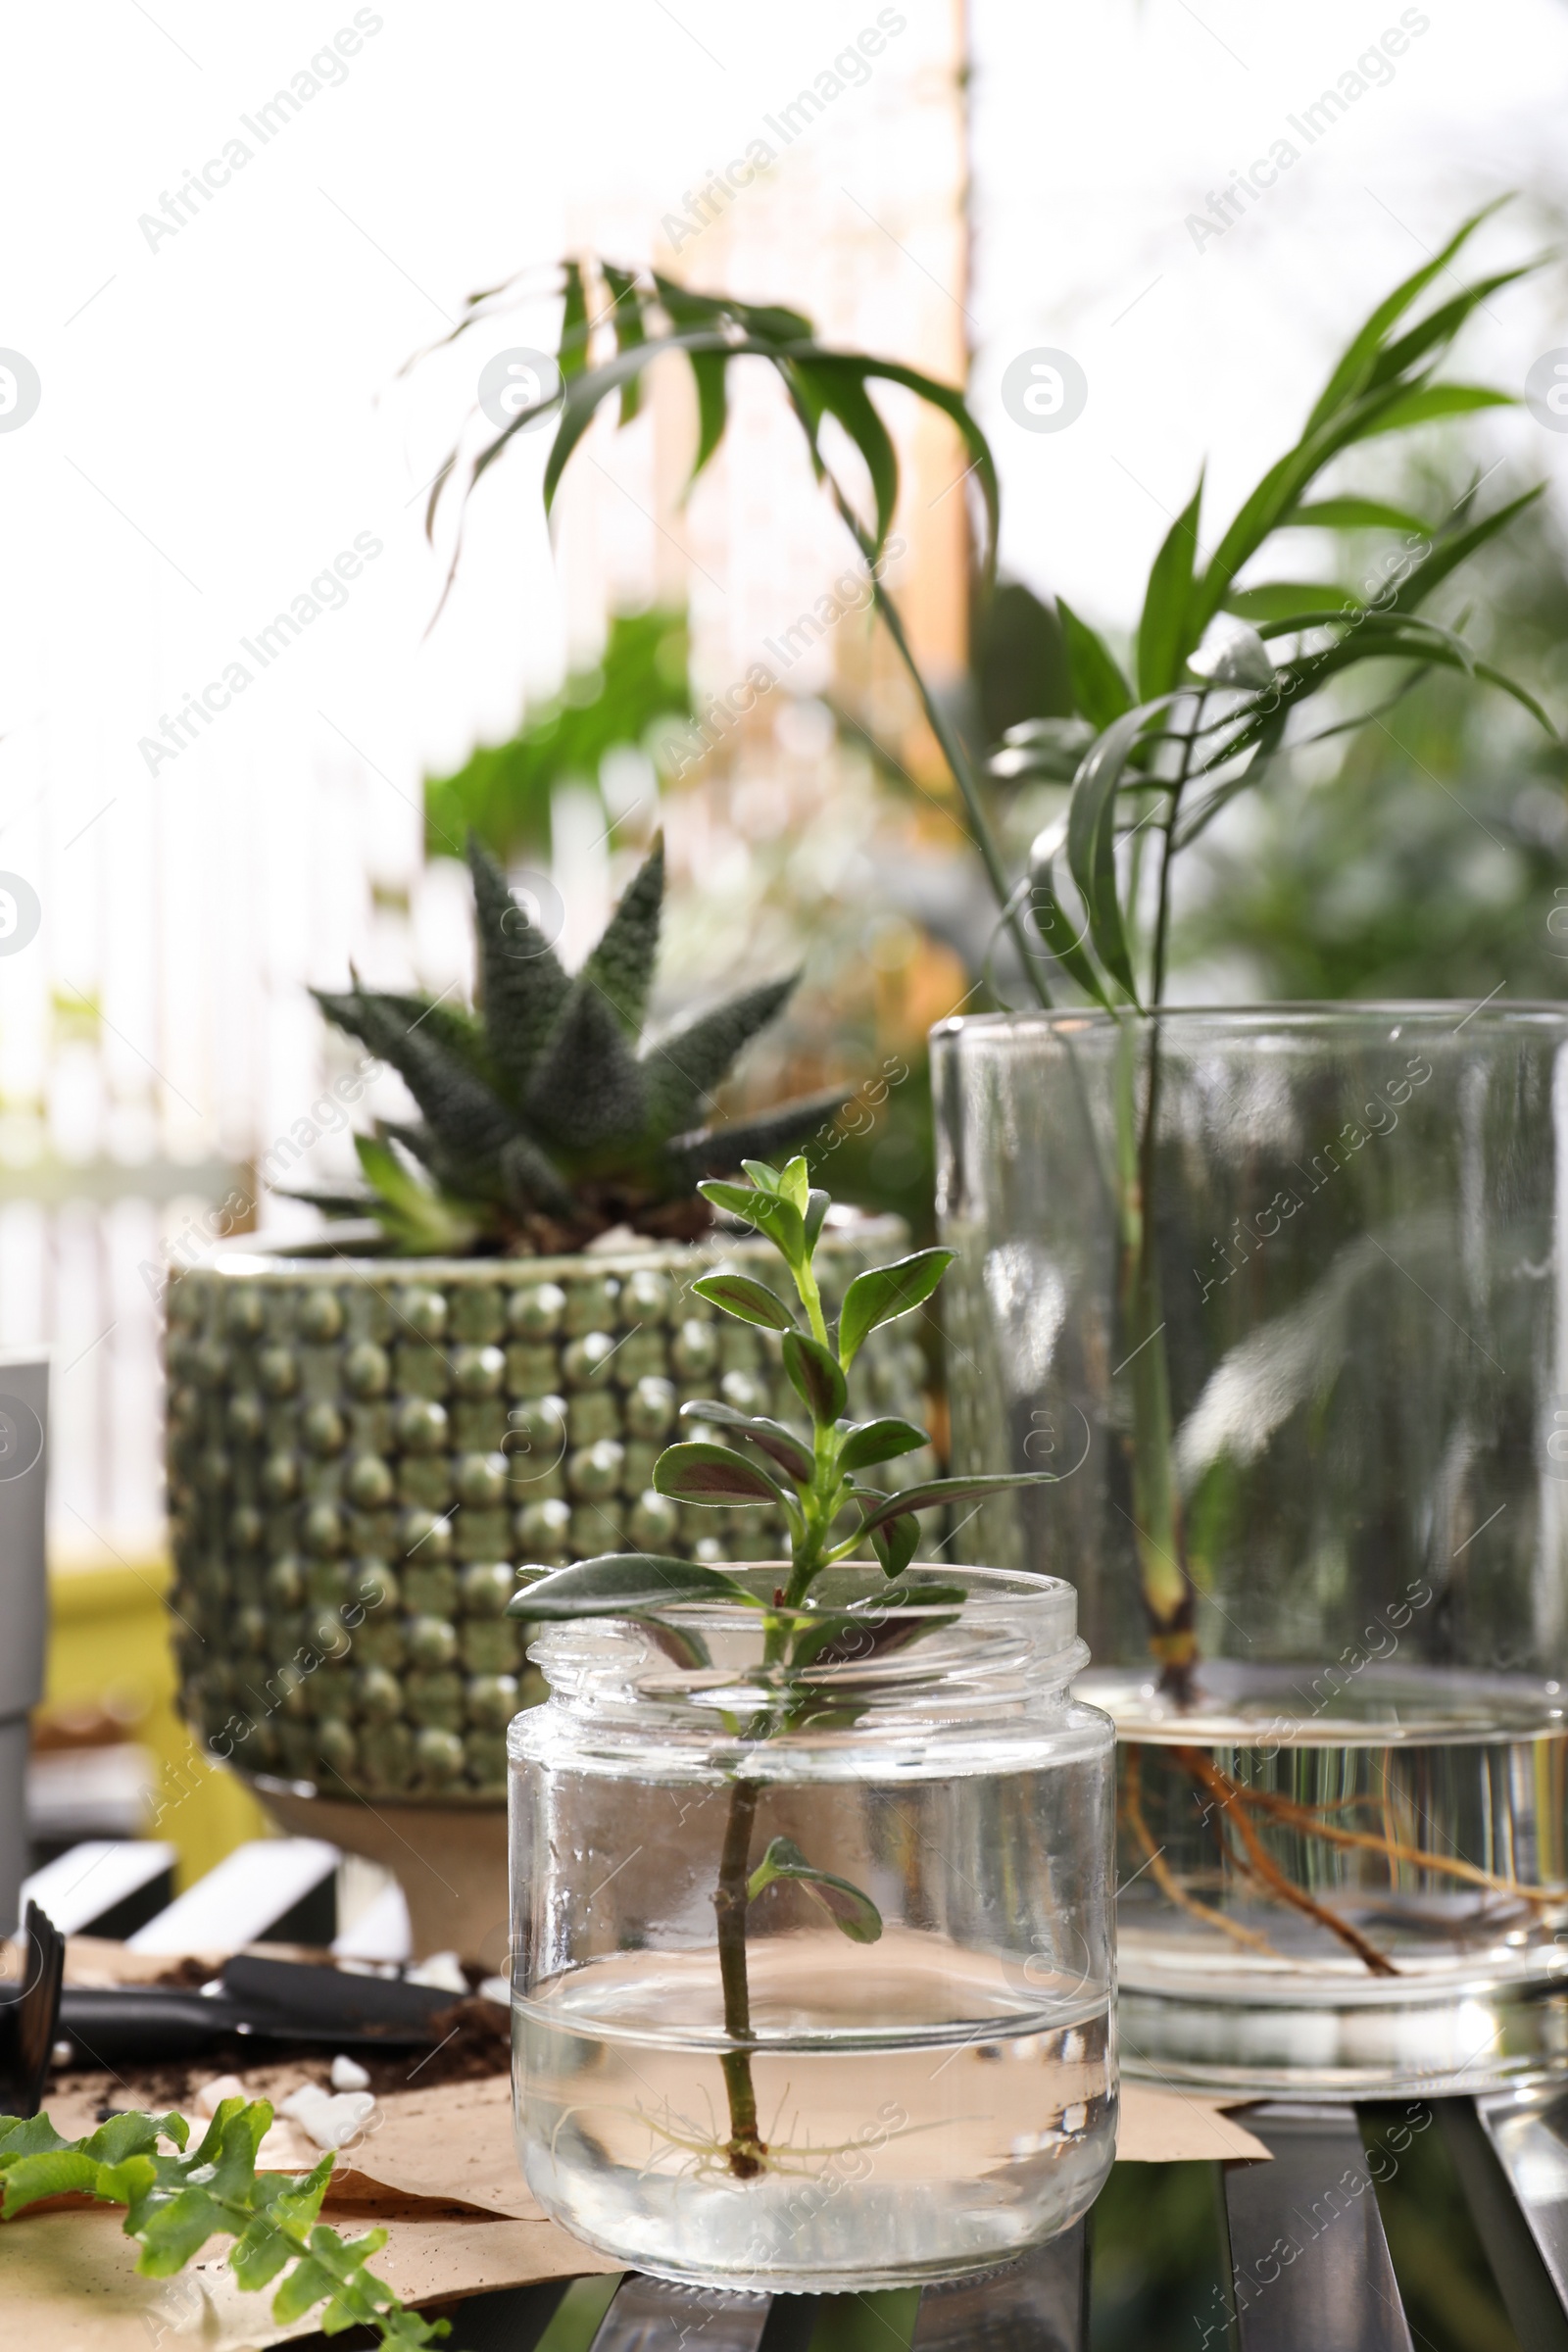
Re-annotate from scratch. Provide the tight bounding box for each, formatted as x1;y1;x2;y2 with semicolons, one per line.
1218;1778;1563;1908
1174;1746;1400;1977
1121;1745;1281;1957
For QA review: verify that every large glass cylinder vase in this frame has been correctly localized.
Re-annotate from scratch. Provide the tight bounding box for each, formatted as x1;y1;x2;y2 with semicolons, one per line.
934;1005;1568;2094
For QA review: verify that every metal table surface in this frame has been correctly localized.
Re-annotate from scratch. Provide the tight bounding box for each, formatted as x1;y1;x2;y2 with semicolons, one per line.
276;2083;1568;2352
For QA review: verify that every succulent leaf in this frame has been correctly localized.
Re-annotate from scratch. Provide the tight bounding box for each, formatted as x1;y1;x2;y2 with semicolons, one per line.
578;836;664;1036
507;1553;762;1617
498;1132;574;1215
466;835;571;1099
653;1441;790;1508
523;980;647;1151
837;1418;928;1473
312;989;515;1167
679;1399;816;1484
688;1270;798;1331
782;1332;847;1423
674;1087;852;1186
745;1836;882;1942
641;974;799;1135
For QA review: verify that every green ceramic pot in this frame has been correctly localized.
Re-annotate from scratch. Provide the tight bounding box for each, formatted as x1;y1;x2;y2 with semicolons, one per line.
165;1218;928;1806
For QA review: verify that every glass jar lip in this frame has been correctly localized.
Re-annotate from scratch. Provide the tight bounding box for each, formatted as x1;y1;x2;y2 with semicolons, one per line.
933;1001;1568;1044
557;1559;1077;1629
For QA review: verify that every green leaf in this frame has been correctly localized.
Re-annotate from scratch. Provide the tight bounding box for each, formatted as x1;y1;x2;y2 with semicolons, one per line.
789;356;899;552
679;1400;816;1484
539;332;725;511
1282;628;1554;734
1027;824;1113;1010
1223;582;1363;624
352;1137;482;1256
230;2210;301;2292
1066;701;1180;1004
701;1177;766;1220
507;1554;761;1617
746;1837;883;1942
698;1177;806;1263
1284;496;1432;534
558;258;589;380
740;1157;785;1193
1389;484;1545;616
1056;597;1133;727
653;1441;790;1508
270;2250;343;2324
1357;383;1515;437
804;1188;830;1252
135;2184;230;2275
0;2113;73;2162
992;717;1097;784
837;1418;929;1474
853;355;1000;572
84;2112;183;2166
777;1155;810;1212
600;262;648;423
1136;475;1202;699
205;2100;273;2201
782;1331;847;1423
688;1271;797;1332
1301;199;1505;431
1370;267;1537;395
655;283;732;489
869;1513;920;1578
0;2149;102;2213
839;1249;955;1365
853;1472;1061;1538
789;1579;965;1665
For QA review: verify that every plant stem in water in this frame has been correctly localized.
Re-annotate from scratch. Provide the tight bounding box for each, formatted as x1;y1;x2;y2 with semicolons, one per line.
714;1776;765;2178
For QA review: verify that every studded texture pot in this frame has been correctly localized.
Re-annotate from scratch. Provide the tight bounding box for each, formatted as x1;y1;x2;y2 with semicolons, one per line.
165;1219;928;1811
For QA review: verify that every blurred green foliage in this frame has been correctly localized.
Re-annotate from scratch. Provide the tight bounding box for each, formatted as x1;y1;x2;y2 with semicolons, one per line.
1362;2106;1520;2352
423;605;691;865
810;1058;938;1248
1177;475;1568;1001
1089;2161;1224;2349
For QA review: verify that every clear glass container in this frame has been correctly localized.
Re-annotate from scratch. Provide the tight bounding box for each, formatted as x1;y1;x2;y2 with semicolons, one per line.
508;1562;1116;2290
934;1006;1568;2095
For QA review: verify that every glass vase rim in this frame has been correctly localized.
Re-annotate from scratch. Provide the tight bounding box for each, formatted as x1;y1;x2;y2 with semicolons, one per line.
526;1571;1081;1627
933;1000;1568;1045
528;1559;1078;1631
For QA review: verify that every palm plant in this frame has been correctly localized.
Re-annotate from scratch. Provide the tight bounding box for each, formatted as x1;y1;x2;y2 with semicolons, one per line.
987;206;1553;1685
299;834;846;1254
419;211;1556;1679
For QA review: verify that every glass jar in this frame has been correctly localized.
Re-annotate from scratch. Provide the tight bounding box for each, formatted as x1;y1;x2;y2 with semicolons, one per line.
508;1562;1116;2290
934;1005;1568;2095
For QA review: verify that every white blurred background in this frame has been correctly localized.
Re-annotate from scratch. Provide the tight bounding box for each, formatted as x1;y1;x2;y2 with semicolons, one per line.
2;0;1567;1557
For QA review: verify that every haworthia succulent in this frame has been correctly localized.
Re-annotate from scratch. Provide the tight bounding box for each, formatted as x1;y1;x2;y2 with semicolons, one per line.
298;831;840;1254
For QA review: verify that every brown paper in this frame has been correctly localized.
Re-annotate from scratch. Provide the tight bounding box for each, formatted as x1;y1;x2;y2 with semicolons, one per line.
8;2003;1271;2348
0;2205;615;2351
1116;2080;1271;2163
